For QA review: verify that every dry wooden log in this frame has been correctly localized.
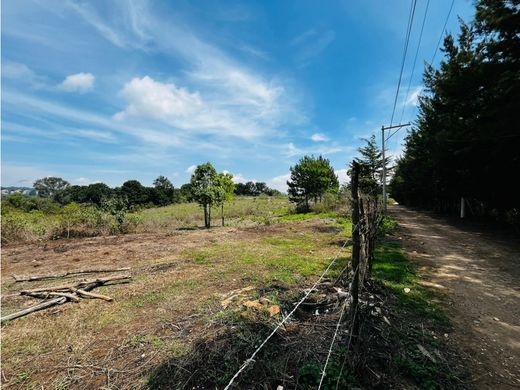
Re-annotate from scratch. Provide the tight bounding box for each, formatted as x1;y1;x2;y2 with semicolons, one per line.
1;297;67;323
13;268;131;282
4;274;131;323
74;288;113;302
20;275;131;294
21;291;80;302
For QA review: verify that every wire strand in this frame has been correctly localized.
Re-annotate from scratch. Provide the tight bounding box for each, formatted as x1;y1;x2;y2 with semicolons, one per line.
431;0;455;65
399;0;431;125
223;237;351;390
317;264;360;390
390;0;418;127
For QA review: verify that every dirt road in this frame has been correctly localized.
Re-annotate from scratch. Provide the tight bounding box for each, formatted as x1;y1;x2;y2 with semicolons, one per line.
389;205;520;389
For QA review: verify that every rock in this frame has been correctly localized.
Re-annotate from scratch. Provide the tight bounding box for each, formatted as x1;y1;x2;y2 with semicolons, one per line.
493;317;499;321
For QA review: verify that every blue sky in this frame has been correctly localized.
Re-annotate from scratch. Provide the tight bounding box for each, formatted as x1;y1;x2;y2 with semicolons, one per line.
1;0;474;191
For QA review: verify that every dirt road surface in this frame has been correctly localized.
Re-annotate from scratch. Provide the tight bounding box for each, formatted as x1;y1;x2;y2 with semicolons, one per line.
390;205;520;389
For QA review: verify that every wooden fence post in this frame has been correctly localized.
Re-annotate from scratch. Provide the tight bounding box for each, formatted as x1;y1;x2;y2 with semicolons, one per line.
350;161;361;335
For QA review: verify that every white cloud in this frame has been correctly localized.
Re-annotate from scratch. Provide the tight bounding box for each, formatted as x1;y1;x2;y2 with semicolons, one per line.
311;133;329;142
267;173;291;193
335;169;350;185
72;177;99;185
405;86;422;106
114;76;203;121
66;2;303;138
186;165;197;174
231;173;250;184
60;72;95;93
114;74;289;139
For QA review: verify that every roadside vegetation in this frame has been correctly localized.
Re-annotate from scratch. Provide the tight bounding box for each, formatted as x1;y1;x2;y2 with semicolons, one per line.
390;0;519;227
366;219;467;389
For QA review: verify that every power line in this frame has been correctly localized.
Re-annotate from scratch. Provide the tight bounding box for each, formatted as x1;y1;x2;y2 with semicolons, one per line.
399;0;431;124
389;0;418;127
431;0;455;65
394;0;455;137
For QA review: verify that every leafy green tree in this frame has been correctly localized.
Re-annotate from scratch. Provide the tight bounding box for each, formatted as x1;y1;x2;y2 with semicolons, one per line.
33;177;70;198
152;175;175;206
101;195;128;230
60;202;82;238
190;163;219;228
287;155;339;211
120;180;149;207
176;183;194;203
85;183;112;205
215;172;236;226
355;134;390;194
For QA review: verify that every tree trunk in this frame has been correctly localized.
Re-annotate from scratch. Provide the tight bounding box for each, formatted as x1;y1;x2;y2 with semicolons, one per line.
203;204;209;228
221;203;224;227
208;205;212;228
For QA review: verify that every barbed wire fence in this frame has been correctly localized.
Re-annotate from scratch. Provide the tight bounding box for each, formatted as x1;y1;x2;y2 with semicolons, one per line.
223;160;384;389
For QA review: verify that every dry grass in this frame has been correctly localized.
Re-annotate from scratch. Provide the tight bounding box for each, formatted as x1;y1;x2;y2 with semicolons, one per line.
135;196;291;232
1;212;351;389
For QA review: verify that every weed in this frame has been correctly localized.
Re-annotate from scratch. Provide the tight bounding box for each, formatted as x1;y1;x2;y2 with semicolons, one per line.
373;241;450;326
298;356;357;389
372;234;463;389
193;254;207;264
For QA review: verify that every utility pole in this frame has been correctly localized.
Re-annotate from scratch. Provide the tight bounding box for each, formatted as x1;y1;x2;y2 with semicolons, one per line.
381;123;410;212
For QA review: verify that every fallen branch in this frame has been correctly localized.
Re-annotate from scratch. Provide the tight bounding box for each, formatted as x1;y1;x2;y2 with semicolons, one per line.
22;291;80;303
4;275;131;323
1;297;67;323
74;289;113;302
13;268;131;282
20;275;131;294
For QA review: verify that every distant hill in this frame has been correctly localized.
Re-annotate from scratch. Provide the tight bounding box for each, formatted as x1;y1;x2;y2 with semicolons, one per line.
1;187;37;196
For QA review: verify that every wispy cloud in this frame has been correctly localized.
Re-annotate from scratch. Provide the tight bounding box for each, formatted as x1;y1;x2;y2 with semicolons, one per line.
62;129;115;142
2;61;47;88
291;28;335;64
285;142;347;158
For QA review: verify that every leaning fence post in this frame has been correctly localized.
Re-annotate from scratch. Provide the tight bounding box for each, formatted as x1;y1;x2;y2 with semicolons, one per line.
350;161;361;335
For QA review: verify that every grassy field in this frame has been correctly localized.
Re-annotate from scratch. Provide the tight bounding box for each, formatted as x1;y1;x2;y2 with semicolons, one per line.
1;200;352;389
0;196;296;243
136;196;292;232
